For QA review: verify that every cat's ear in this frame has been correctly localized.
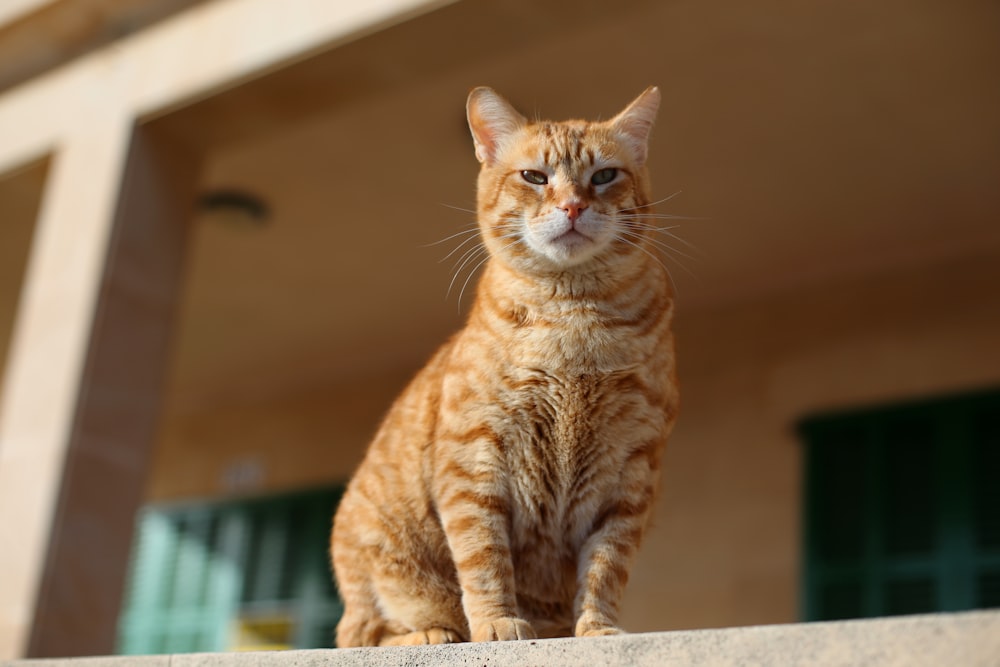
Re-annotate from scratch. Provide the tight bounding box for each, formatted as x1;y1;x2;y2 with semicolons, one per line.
610;86;661;166
467;87;527;165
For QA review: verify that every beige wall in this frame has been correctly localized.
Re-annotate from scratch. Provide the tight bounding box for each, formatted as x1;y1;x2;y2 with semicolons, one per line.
149;368;412;500
625;247;1000;631
144;245;1000;632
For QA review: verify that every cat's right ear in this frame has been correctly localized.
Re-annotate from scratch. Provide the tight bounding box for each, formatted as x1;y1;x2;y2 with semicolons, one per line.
611;86;661;166
467;87;526;165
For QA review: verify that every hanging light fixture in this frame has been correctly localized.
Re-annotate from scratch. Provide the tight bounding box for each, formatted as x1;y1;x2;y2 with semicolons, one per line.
197;189;270;229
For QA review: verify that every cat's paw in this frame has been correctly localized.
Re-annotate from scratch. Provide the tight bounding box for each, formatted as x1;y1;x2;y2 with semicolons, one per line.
380;627;464;646
471;617;536;642
575;617;625;638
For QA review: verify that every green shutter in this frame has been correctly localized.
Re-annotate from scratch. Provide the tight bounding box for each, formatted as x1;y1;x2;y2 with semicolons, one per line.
972;403;1000;608
801;388;1000;621
117;486;343;654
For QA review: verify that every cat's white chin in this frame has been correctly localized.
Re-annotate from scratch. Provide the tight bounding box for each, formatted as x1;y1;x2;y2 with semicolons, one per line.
531;236;607;268
526;219;609;267
551;228;593;253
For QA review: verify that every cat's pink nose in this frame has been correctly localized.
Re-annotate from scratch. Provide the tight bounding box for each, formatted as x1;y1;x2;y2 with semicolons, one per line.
560;201;588;223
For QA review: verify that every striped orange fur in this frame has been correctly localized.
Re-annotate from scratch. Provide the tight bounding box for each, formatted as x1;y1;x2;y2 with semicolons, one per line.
330;86;679;646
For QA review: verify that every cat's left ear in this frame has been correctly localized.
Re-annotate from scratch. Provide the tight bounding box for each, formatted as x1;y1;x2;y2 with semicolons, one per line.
610;86;661;166
467;87;527;165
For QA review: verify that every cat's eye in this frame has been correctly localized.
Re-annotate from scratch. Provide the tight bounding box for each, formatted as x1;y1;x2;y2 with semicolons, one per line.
521;170;548;185
591;168;618;186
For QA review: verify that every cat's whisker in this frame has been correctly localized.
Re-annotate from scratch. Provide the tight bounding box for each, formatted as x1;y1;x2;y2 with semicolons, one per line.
452;231;523;284
447;255;487;302
438;232;485;263
440;203;479;215
631;232;699;264
620;221;682;232
618;229;697;281
619;213;706;221
448;244;488;297
424;226;481;249
620;222;704;257
624;229;698;261
449;240;488;276
652;230;703;258
617;191;683;213
457;238;522;310
616;234;677;294
440;221;524;275
496;217;526;228
457;255;489;311
657;229;704;256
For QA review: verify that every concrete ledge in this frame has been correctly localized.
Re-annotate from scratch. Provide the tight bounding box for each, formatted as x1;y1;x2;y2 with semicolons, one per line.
6;610;999;666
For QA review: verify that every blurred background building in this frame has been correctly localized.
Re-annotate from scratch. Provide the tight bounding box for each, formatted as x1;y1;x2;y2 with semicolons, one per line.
0;0;998;659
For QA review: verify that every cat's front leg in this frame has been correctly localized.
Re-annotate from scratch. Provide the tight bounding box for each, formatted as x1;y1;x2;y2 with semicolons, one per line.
573;476;657;637
434;430;536;642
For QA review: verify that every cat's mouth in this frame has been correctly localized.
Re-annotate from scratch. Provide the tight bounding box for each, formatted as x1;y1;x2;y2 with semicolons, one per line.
553;228;592;244
547;228;598;258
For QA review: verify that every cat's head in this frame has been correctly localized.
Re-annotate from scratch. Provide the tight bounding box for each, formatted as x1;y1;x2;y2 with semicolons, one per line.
467;87;660;273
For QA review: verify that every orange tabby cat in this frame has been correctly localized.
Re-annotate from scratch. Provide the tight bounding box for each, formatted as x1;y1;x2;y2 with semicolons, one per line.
330;86;679;647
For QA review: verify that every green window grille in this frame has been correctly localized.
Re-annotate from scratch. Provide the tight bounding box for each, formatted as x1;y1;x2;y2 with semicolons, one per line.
800;388;1000;621
117;486;343;654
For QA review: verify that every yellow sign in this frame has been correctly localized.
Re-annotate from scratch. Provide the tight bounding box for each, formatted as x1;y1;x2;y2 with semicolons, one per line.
232;615;294;651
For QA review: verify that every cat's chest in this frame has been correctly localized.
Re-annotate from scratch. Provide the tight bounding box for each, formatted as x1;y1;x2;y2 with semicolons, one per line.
500;369;652;546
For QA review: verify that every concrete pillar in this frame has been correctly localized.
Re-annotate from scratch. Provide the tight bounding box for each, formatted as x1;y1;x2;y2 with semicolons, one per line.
0;116;199;658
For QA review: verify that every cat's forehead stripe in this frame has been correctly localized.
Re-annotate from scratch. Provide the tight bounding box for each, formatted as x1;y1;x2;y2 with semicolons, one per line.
533;122;598;168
